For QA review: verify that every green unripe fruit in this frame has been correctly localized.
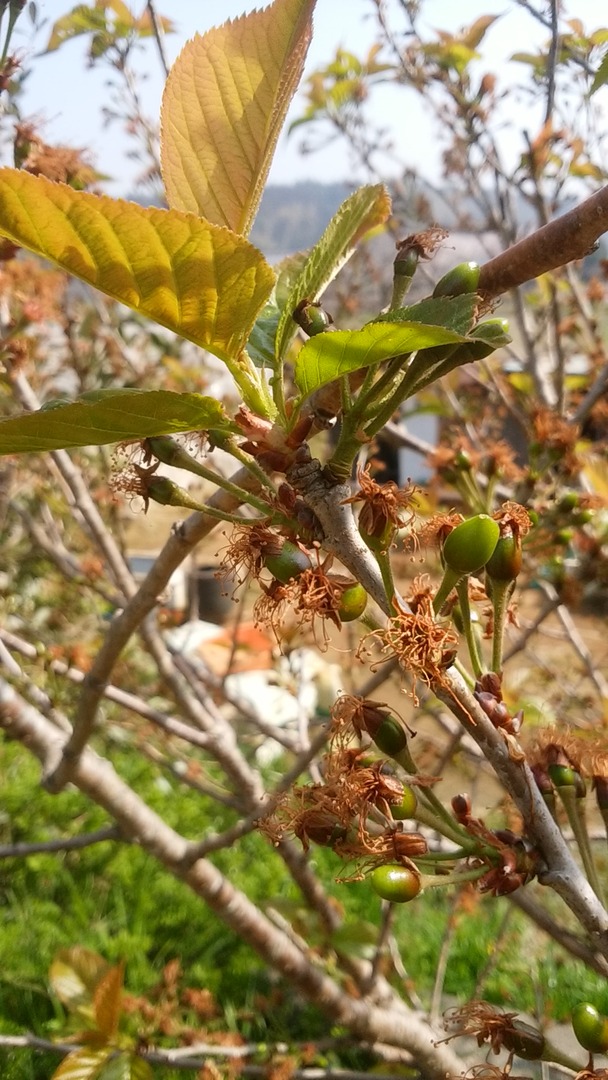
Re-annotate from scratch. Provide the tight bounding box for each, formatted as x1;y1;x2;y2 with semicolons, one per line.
40;397;73;410
293;299;334;337
571;1003;608;1055
486;531;522;583
370;864;421;903
433;261;480;298
337;582;368;622
548;763;586;797
390;786;418;820
370;714;409;757
264;542;312;583
572;509;594;526
442;514;500;575
559;492;580;512
555;528;574;546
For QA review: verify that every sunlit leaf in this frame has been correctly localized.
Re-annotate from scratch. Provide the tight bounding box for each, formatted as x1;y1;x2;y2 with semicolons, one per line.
51;1047;111;1080
0;170;274;367
44;5;107;51
294;322;467;399
375;295;478;335
93;963;124;1039
0;391;235;456
274;184;391;361
161;0;316;234
460;14;500;49
50;948;110;1013
98;1055;154;1080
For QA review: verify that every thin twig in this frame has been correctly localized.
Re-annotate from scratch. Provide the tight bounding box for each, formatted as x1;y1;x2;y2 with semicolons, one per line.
146;0;170;77
0;825;121;859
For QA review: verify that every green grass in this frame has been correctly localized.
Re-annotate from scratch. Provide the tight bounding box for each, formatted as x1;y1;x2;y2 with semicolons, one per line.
2;739;608;1080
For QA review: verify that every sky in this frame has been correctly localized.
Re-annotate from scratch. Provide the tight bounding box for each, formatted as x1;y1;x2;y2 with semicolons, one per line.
11;0;608;196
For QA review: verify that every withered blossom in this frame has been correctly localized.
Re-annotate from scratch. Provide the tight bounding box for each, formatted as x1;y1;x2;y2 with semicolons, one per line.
442;1000;544;1061
359;596;458;703
343;465;419;551
417;512;465;551
531;406;580;474
527;725;608;782
260;738;428;878
253;563;359;645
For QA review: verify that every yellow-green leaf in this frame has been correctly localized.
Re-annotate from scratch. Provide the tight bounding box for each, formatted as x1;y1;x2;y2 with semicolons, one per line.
274;184;391;362
93;962;124;1039
160;0;316;234
51;1047;111;1080
0;169;275;364
50;948;110;1015
0;391;234;455
98;1055;153;1080
294;322;468;399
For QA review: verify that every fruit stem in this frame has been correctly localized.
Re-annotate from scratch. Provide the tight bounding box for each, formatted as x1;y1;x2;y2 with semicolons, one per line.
455;579;484;678
556;784;605;904
490;578;512;674
433;566;462;614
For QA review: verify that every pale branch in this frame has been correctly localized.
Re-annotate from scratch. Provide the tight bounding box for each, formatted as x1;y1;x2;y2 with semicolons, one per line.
0;628;296;757
0;1033;456;1080
0;678;466;1080
509;889;608;977
434;670;608;951
288;460;608;949
137;619;265;806
181;726;330;864
478;185;608;300
543;583;608;700
0;825;121;859
44;465;264;792
168;648;300;753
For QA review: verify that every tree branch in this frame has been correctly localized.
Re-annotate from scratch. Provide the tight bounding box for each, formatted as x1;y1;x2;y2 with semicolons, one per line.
0;677;466;1080
478;185;608;300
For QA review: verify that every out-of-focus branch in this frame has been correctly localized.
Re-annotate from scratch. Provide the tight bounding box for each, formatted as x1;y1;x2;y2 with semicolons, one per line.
0;826;121;859
0;677;466;1080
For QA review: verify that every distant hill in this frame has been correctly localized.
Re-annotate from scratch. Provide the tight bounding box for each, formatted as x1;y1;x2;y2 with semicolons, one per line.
249;180;354;256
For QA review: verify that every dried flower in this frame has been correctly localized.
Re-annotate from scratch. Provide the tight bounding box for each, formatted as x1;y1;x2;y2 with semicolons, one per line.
360;596;458;703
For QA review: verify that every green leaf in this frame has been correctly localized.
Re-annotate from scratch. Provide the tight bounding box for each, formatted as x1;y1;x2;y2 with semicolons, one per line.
294;322;467;399
460;14;500;49
590;50;608;94
376;295;478;335
161;0;316;234
0;391;235;456
98;1056;153;1080
50;948;110;1015
93;963;124;1039
44;5;108;52
247;252;309;367
274;184;391;362
51;1047;112;1080
0;169;275;366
